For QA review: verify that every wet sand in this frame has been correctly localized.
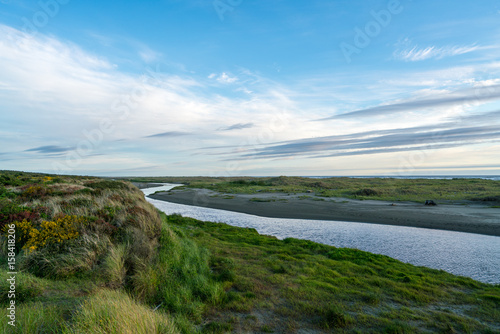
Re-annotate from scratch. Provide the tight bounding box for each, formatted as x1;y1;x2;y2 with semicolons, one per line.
147;187;500;237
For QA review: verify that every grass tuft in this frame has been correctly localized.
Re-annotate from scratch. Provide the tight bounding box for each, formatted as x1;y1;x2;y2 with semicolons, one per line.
68;289;178;334
0;302;64;334
103;243;128;288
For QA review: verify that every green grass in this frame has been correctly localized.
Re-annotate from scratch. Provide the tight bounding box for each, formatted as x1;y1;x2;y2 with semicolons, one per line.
166;214;500;333
0;288;179;333
132;215;224;329
298;195;312;200
249;197;275;202
126;175;500;203
68;289;178;334
0;302;66;334
103;243;127;288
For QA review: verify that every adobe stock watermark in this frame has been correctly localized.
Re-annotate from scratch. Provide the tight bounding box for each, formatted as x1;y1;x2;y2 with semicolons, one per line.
340;0;410;64
20;0;70;39
5;224;17;327
52;64;165;173
213;0;243;21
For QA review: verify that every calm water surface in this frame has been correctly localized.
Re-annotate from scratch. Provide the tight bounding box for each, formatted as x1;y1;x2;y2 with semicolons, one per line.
143;185;500;284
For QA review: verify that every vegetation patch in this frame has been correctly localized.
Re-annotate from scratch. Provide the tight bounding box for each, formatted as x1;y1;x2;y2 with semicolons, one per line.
354;188;380;197
166;214;500;333
249;197;275;202
1;171;498;333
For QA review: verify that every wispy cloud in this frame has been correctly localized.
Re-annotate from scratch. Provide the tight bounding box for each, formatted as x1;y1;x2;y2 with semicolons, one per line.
144;131;190;138
320;84;500;120
25;145;74;154
139;48;162;63
208;72;238;84
394;44;481;62
219;123;254;131
215;122;500;160
197;108;500;163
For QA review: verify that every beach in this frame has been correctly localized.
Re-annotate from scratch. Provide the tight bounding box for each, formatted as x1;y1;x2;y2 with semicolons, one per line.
148;187;500;237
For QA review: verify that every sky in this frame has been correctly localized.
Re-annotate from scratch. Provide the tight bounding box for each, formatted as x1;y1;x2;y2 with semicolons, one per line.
1;0;500;177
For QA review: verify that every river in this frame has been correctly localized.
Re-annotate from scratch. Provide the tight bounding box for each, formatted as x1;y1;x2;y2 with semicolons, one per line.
142;184;500;284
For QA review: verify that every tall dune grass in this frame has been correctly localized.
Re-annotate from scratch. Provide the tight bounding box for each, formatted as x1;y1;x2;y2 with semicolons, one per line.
103;243;127;288
67;289;178;334
133;215;224;322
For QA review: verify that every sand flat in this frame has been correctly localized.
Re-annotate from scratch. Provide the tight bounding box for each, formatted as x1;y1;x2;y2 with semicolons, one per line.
149;188;500;237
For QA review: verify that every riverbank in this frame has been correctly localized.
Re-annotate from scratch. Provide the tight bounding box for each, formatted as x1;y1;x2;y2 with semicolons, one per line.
149;187;500;236
164;213;500;333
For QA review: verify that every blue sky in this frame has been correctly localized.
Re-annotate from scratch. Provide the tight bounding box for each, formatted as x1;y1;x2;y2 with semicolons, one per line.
1;0;500;176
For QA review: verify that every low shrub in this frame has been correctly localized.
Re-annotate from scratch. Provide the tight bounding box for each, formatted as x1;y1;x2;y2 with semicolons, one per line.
85;181;129;190
0;206;50;234
354;188;380;196
21;185;53;200
74;188;94;196
83;217;118;237
96;206;120;223
0;174;22;187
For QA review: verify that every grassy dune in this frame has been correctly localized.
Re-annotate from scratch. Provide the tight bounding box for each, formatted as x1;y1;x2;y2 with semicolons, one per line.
0;171;499;333
0;171;223;333
126;176;500;203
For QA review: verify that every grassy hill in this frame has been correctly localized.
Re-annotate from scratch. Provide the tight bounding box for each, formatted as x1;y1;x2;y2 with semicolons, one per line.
0;171;499;333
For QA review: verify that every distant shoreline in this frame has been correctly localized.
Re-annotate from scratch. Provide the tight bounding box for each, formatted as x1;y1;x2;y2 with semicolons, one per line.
148;187;500;237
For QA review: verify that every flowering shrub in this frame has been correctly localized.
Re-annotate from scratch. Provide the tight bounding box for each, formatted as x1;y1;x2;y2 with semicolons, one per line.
12;219;34;252
24;215;82;252
4;215;82;253
21;185;52;199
